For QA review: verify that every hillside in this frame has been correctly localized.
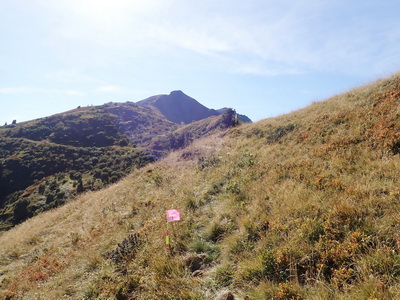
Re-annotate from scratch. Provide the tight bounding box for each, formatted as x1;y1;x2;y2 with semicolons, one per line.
0;100;240;231
1;73;400;299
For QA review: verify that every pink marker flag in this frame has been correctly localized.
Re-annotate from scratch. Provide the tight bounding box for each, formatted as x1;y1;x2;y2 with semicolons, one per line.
166;209;181;222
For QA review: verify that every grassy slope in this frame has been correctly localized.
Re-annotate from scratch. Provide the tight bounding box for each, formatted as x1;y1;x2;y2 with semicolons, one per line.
0;102;236;230
1;74;400;299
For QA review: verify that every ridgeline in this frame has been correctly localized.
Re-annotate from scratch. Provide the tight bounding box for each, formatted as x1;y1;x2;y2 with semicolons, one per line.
0;94;248;230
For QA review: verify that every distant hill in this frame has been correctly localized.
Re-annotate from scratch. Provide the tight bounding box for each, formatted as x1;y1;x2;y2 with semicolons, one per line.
0;97;241;230
1;73;400;299
137;90;252;124
137;90;220;124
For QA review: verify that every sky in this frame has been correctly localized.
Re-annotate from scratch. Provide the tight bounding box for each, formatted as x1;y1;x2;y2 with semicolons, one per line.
1;0;400;124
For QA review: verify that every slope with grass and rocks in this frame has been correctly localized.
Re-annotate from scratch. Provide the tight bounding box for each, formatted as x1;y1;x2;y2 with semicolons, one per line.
1;73;400;299
0;98;241;231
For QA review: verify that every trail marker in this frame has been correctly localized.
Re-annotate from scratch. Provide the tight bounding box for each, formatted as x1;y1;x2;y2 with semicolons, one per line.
166;209;180;222
165;209;181;253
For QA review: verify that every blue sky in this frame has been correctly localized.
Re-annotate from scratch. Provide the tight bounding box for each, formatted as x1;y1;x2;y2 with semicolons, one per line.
1;0;400;124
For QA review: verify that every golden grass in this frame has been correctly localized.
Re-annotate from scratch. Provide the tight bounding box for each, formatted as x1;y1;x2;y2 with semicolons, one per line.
1;73;400;299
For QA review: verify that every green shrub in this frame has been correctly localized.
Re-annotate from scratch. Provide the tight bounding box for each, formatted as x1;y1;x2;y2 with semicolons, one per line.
205;214;237;243
13;199;31;223
189;238;219;263
260;249;278;281
215;264;235;287
151;173;163;186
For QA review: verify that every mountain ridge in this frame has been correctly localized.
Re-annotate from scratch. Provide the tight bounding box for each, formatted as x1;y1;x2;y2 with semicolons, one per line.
137;90;252;124
0;94;242;230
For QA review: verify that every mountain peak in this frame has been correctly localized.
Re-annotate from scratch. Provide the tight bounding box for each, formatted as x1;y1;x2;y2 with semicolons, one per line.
137;91;220;124
136;91;252;124
169;90;184;96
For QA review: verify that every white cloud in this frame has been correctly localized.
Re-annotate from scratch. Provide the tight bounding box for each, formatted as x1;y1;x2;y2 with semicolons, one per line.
0;84;148;98
19;0;400;77
0;86;85;96
232;63;303;76
137;0;400;75
0;87;44;94
65;90;86;96
96;85;124;93
149;25;233;56
96;85;151;96
45;68;99;83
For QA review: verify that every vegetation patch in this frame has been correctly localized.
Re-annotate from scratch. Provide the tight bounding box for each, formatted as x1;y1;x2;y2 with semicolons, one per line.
109;233;143;264
266;123;296;144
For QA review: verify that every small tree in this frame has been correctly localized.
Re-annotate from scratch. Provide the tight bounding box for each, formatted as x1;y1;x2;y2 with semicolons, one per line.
221;108;238;127
13;199;30;223
12;120;17;125
76;178;84;193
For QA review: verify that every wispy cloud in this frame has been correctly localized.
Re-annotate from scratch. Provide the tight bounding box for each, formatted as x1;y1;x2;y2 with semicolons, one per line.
96;85;151;96
135;1;399;76
6;0;400;79
0;87;45;94
65;90;86;96
96;85;124;93
231;63;303;76
153;0;400;75
45;68;100;83
0;86;85;96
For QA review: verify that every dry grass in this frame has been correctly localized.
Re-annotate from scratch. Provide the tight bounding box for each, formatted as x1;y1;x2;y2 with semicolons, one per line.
1;73;400;299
